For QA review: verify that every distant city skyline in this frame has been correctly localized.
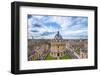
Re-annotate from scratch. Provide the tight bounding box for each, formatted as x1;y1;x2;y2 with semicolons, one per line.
28;15;88;39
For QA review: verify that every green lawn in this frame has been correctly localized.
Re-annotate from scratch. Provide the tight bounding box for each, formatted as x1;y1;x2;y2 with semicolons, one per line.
45;54;57;60
45;53;71;60
60;54;72;59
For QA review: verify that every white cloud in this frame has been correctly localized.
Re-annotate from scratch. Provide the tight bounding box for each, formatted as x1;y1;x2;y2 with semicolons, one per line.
28;15;88;39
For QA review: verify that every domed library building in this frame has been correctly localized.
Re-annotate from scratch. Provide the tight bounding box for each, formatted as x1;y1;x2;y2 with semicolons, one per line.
50;31;66;59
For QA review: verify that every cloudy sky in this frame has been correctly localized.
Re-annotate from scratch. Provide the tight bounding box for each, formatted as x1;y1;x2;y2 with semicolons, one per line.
27;15;88;39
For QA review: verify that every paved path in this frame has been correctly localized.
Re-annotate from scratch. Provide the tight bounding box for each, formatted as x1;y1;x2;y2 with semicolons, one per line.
66;47;80;59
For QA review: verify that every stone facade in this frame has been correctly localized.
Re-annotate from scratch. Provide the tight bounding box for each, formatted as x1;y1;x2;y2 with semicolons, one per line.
50;31;66;59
